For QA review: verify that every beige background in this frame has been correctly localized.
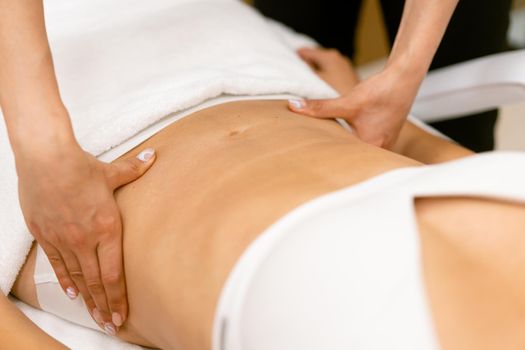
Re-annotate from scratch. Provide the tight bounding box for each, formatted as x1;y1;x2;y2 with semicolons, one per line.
354;0;389;65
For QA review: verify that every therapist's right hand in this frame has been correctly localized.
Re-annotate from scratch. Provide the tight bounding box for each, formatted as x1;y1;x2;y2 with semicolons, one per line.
16;140;156;334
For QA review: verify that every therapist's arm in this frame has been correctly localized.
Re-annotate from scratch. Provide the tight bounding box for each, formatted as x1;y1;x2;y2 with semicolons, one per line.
289;0;460;149
0;0;156;331
298;47;473;164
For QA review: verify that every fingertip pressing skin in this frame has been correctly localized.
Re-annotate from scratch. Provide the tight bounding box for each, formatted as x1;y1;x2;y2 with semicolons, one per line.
112;312;123;327
288;99;305;111
136;148;155;162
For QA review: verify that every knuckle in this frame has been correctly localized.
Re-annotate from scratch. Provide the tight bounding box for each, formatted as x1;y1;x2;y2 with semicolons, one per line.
69;233;87;249
47;254;63;265
86;279;105;295
84;297;95;308
101;270;122;286
64;222;84;236
128;160;142;175
309;101;323;113
69;269;84;279
80;290;94;303
61;224;87;247
95;214;119;233
109;298;124;309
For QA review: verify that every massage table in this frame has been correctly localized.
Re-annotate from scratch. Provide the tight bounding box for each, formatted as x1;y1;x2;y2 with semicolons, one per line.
413;49;525;123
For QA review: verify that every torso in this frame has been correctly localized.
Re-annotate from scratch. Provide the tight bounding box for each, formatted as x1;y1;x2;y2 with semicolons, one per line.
13;101;525;350
14;100;421;349
113;100;420;349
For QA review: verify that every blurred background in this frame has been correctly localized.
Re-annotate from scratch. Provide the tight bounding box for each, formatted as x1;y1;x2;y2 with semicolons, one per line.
247;0;525;151
352;0;525;64
352;0;525;151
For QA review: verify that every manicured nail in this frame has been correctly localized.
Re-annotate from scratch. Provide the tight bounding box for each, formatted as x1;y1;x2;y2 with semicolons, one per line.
66;287;78;300
104;323;116;336
92;308;103;324
112;312;123;327
288;99;305;110
137;148;155;162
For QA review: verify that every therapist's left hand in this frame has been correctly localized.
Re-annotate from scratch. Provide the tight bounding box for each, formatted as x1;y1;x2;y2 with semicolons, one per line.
289;47;419;149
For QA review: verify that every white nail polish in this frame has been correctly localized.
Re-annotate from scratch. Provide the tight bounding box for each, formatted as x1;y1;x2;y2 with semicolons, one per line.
92;308;103;324
112;312;123;327
288;99;305;109
137;148;155;162
66;287;78;300
104;323;116;336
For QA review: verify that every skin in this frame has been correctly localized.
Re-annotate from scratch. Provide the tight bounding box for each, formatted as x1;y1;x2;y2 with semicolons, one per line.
0;0;156;331
10;100;525;350
9;99;439;350
289;0;460;148
8;50;525;350
0;0;458;335
0;292;67;349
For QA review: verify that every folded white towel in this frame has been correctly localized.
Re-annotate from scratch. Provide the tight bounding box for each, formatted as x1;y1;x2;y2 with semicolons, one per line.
0;0;335;295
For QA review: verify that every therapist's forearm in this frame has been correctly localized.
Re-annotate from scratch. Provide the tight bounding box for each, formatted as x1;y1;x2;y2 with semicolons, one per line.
0;0;75;158
385;0;459;88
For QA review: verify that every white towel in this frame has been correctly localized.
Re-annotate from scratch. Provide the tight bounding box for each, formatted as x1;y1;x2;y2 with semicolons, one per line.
0;0;336;295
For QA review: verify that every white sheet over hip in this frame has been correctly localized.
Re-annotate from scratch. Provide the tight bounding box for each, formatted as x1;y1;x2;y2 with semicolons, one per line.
34;245;99;331
213;151;525;350
33;151;525;344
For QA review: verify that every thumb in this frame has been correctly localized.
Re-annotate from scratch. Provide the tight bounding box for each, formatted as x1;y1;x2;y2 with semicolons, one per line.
106;148;156;190
288;97;353;119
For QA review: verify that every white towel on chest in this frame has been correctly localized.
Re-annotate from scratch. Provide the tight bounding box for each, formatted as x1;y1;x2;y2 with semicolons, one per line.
0;0;335;294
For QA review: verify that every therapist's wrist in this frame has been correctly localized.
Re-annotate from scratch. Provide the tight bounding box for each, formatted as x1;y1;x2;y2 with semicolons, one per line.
9;108;79;161
381;59;425;105
385;51;428;88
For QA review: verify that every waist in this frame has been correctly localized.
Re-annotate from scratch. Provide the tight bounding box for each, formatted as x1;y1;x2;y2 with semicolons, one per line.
98;94;298;162
114;99;420;345
115;99;419;251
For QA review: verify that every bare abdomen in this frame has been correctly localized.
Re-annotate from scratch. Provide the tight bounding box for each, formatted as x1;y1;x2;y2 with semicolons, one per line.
13;100;420;349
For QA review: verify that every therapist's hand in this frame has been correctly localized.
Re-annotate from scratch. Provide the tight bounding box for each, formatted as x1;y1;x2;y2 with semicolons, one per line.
289;47;418;149
16;140;156;333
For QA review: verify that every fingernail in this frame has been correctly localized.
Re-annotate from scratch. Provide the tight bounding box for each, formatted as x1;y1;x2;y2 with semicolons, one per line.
137;148;155;162
104;323;116;336
112;312;123;327
93;308;103;324
288;99;305;110
66;287;78;300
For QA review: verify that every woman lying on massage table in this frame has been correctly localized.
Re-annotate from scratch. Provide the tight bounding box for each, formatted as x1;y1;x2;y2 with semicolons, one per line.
4;46;525;350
